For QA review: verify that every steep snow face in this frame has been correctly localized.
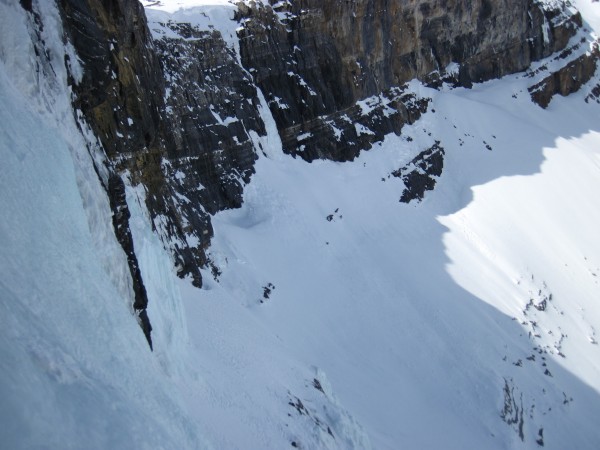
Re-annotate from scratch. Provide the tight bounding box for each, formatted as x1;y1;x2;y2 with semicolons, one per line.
0;2;204;448
2;1;600;450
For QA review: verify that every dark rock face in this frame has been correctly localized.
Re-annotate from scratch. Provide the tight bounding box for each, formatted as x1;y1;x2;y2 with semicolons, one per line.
529;42;599;108
237;0;581;161
278;86;429;161
59;0;165;160
58;0;165;345
58;0;264;346
19;0;32;12
59;0;267;294
392;141;445;203
59;0;208;288
152;21;265;215
107;175;153;349
501;378;526;441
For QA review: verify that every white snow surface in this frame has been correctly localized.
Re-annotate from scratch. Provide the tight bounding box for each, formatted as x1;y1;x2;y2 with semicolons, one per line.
0;2;205;449
2;0;600;449
194;78;600;448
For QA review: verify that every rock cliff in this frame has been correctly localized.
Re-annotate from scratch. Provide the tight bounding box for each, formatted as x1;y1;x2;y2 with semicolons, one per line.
236;0;582;160
59;0;210;291
529;41;599;107
45;0;597;346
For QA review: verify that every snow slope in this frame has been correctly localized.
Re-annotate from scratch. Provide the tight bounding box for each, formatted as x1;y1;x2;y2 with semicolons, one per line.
178;83;600;449
144;1;600;449
1;0;600;449
0;2;205;448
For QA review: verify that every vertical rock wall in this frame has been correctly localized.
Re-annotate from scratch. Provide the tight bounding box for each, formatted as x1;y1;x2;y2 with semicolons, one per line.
152;21;265;216
59;0;267;293
59;0;209;290
236;0;582;160
57;0;265;344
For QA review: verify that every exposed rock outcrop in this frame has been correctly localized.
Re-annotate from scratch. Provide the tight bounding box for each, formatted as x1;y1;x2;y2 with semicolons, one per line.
58;0;271;300
59;0;211;289
392;141;445;203
152;21;265;216
237;0;582;160
107;175;153;349
529;42;599;108
278;87;429;161
501;378;526;441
